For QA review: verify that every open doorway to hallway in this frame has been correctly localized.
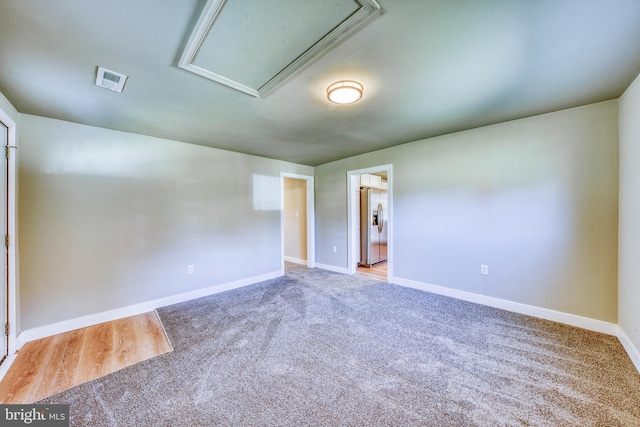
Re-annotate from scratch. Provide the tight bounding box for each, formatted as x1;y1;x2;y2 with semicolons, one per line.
347;165;392;282
281;173;315;271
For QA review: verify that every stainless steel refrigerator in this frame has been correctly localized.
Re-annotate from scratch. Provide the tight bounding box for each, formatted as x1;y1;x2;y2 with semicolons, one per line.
359;188;388;267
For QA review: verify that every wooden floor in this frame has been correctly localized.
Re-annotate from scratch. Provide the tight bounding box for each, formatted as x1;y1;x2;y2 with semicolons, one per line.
0;311;172;404
357;261;388;281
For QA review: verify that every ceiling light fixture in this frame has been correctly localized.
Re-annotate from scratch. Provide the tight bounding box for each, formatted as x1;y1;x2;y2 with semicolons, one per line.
327;80;363;104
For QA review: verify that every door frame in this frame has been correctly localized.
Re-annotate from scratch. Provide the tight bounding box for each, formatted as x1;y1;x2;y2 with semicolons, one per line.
347;164;393;278
280;173;315;271
0;106;17;375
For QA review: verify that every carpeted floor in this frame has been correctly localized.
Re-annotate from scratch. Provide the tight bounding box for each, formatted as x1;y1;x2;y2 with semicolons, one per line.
40;264;640;426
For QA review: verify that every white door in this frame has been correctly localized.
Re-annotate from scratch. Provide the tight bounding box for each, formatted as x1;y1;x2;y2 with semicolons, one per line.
0;121;7;363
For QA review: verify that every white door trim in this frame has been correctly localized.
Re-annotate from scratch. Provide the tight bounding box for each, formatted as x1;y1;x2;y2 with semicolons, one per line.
280;173;315;271
0;106;17;378
347;165;393;279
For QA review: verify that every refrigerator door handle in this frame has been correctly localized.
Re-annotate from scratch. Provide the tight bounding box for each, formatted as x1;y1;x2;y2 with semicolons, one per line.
378;202;384;233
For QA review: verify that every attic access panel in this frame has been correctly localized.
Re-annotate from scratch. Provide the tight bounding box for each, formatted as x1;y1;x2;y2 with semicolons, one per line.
178;0;380;97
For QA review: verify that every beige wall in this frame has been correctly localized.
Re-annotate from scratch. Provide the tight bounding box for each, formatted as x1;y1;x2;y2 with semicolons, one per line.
18;115;313;330
315;101;619;322
619;72;640;354
283;178;307;262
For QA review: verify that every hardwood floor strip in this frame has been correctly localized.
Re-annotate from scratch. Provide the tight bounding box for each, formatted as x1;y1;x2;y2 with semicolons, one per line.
357;261;388;281
113;316;137;369
137;312;173;357
76;321;115;383
0;337;55;403
31;329;85;401
0;311;172;404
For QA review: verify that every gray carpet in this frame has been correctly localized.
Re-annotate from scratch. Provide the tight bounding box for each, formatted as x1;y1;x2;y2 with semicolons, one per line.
40;264;640;426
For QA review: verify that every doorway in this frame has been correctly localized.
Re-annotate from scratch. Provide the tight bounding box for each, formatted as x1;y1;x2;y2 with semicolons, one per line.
0;120;7;364
347;165;393;282
280;173;315;272
0;108;16;371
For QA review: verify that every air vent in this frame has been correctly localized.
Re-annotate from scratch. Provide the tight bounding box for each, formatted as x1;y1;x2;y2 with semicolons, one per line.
95;66;128;93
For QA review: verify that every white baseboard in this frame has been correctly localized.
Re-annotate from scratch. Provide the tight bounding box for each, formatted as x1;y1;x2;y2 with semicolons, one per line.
391;277;618;336
617;326;640;374
396;274;639;375
11;270;639;378
16;270;282;349
315;263;350;275
284;256;307;265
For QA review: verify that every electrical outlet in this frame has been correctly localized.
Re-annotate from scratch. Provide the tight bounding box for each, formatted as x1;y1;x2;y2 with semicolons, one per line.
480;264;489;275
332;246;337;253
187;265;194;275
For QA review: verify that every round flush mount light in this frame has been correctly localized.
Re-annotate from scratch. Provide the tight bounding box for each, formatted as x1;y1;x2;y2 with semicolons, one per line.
327;80;363;104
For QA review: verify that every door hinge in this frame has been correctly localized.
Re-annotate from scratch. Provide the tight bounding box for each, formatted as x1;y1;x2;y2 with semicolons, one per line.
5;145;17;160
4;323;8;336
4;235;8;248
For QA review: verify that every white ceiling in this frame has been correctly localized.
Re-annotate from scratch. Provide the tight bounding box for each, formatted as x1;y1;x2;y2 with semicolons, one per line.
1;0;639;166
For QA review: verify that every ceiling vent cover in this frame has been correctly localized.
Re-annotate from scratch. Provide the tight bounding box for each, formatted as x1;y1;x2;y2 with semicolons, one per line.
95;66;128;92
